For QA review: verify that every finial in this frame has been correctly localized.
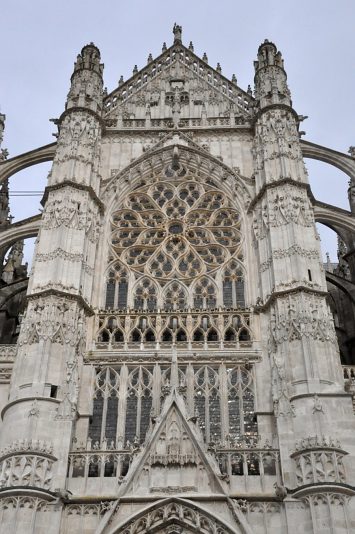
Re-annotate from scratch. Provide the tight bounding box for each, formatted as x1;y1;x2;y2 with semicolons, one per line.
147;53;153;64
162;42;167;52
216;63;222;73
133;65;138;75
247;85;252;95
173;23;182;43
232;74;237;84
202;52;208;62
189;41;194;52
119;75;124;86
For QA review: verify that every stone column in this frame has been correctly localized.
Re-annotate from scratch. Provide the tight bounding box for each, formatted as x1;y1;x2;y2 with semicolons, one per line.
252;40;355;531
0;44;104;532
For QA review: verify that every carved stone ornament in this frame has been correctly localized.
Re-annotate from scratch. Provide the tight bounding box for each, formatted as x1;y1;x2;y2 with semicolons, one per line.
252;184;314;241
0;438;55;490
268;293;336;352
18;295;86;347
0;439;54;460
270;353;295;418
54;111;101;165
118;500;237;534
291;435;347;486
41;190;100;243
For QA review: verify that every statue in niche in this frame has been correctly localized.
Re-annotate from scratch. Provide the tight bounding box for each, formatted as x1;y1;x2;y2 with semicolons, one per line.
167;422;180;456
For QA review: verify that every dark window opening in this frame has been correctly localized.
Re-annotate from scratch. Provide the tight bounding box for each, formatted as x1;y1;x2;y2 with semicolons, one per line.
50;385;58;398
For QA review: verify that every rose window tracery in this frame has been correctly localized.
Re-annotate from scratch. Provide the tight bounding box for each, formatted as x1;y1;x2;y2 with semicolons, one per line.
107;176;245;310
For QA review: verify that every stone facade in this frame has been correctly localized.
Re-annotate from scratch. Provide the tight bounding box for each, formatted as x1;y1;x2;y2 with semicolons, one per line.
0;25;355;533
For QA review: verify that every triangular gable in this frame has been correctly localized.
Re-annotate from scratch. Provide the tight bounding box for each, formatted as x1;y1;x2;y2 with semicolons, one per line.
103;41;254;122
120;391;226;498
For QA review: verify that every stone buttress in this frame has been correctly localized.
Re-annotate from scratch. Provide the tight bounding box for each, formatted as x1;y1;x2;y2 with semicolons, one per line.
0;44;103;530
252;40;355;528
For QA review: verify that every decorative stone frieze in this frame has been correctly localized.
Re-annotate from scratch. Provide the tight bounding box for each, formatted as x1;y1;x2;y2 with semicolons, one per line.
291;436;348;486
18;295;86;347
268;293;336;352
0;454;55;490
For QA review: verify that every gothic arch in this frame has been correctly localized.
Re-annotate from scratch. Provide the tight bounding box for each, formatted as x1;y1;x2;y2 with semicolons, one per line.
162;279;188;310
191;275;218;309
103;143;251;215
301;139;355;181
0;142;56;184
0;214;41;251
108;497;247;534
102;147;248;312
313;201;355;246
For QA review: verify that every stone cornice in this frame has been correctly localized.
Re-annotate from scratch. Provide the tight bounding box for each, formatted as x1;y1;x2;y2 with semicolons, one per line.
26;289;94;316
58;106;105;128
253;103;299;125
103;125;253;135
0;487;58;501
253;286;329;313
1;396;60;420
247;178;310;213
41;181;104;213
291;482;355;499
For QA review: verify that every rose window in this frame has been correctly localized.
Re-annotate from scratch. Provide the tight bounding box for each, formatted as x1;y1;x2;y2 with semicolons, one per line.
110;179;243;283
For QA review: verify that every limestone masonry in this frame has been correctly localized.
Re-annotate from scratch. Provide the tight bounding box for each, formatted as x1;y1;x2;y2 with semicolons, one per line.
0;25;354;533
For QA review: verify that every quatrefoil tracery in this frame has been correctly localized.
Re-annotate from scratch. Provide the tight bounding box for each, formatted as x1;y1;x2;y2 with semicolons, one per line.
110;179;243;282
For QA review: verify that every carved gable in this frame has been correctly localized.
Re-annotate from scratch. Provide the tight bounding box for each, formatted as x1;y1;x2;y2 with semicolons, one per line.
103;44;254;127
123;399;224;497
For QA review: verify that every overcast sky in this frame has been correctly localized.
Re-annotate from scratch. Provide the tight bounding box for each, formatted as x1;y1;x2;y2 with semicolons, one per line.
1;0;354;265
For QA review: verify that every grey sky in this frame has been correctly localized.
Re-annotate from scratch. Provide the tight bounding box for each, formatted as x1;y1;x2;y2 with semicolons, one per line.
1;0;354;265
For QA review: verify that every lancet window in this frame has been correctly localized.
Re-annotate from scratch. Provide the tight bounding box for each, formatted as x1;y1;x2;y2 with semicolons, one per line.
87;363;257;449
105;263;128;309
88;367;120;446
194;366;221;442
223;260;245;308
193;277;217;309
133;278;157;310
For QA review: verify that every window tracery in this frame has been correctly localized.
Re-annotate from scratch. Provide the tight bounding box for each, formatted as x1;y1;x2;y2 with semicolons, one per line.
105;263;128;309
106;176;245;311
87;363;257;448
133;278;158;310
223;260;245;308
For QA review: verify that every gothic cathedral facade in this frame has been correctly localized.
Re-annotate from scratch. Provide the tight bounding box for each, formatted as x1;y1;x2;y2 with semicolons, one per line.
0;25;355;533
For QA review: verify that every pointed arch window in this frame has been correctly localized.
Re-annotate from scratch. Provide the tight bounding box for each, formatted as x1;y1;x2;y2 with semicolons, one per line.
88;367;120;446
134;278;157;310
227;365;257;439
105;263;128;309
125;367;153;444
223;262;245;308
193;278;216;309
164;281;187;311
194;366;221;442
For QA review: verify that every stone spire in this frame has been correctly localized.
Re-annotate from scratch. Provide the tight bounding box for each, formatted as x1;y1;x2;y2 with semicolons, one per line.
66;42;104;113
254;40;291;109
